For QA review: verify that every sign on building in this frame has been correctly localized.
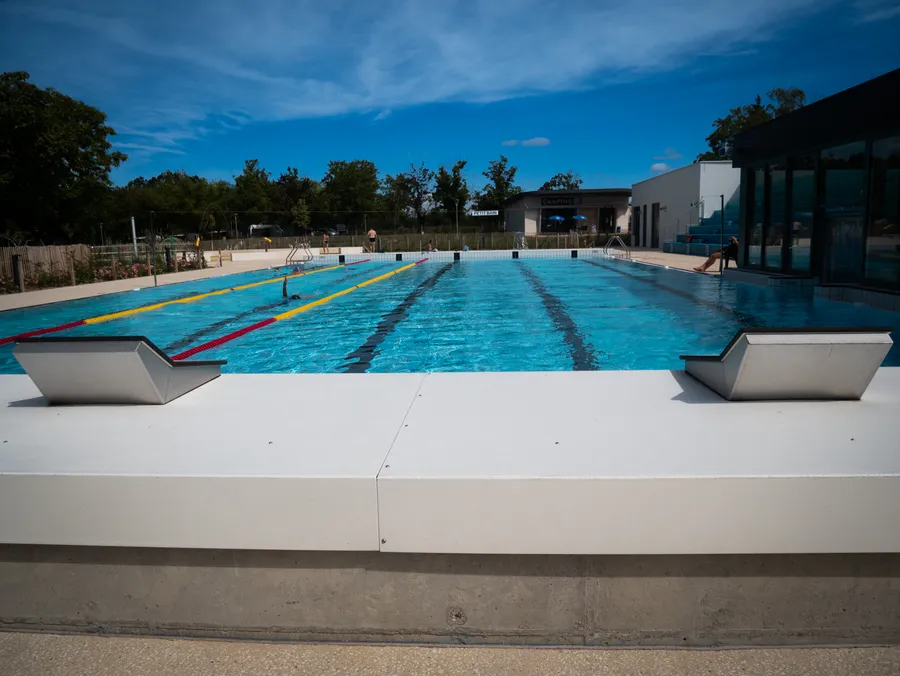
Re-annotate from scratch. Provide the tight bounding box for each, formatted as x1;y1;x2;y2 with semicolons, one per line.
468;210;500;217
541;197;581;206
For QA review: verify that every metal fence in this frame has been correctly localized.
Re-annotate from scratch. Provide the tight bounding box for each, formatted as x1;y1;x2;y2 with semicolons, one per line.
202;232;630;253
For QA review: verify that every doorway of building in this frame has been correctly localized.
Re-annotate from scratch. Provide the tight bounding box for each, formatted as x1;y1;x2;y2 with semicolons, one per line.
651;203;660;248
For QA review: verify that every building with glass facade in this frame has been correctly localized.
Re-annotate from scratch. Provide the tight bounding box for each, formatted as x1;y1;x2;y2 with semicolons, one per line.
505;189;631;236
732;68;900;293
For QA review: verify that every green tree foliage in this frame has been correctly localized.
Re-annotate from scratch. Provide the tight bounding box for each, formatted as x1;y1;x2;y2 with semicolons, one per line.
698;87;806;161
380;173;414;228
290;199;311;232
433;160;470;215
474;155;522;210
0;71;127;243
232;159;271;213
321;160;380;225
401;162;434;229
539;171;583;191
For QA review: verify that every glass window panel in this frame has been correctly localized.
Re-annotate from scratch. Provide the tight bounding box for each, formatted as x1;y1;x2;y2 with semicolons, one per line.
866;136;900;290
748;168;764;267
789;156;815;274
766;165;786;271
822;141;866;284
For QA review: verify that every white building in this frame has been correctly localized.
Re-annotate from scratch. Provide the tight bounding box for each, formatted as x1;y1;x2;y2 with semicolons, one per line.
631;162;740;250
505;189;632;236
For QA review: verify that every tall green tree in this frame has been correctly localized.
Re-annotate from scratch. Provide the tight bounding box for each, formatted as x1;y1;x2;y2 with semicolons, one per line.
474;155;522;210
697;87;806;160
233;159;271;213
0;71;127;243
433;160;470;216
321;160;380;226
401;162;434;229
539;171;583;191
380;173;414;228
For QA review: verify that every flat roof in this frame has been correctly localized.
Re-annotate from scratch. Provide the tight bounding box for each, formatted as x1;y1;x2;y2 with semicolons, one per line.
505;188;631;205
732;68;900;166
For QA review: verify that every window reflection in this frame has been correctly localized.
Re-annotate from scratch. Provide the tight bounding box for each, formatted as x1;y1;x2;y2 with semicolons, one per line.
822;142;866;283
748;168;764;267
766;166;786;271
789;158;815;274
866;136;900;290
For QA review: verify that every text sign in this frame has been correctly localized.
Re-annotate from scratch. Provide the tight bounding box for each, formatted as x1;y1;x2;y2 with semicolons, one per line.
468;210;499;217
541;197;581;206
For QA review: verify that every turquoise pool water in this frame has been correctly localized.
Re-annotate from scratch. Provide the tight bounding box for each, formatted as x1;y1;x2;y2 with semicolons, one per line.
1;258;898;374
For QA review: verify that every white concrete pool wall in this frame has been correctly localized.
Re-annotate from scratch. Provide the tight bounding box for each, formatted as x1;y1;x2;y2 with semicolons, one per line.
2;368;899;555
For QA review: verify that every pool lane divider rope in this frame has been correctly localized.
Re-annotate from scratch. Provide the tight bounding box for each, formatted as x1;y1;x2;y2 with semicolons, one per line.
0;262;358;347
171;258;429;361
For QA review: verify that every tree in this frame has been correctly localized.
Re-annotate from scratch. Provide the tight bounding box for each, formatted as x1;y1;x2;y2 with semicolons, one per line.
474;155;522;210
290;199;310;232
539;171;583;191
321;160;380;226
380;173;414;228
697;87;806;161
0;71;127;243
433;160;470;216
233;159;271;213
401;162;434;229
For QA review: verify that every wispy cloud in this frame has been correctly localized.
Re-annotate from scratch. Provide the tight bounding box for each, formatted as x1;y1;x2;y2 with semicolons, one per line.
1;0;847;156
854;0;900;22
116;142;185;155
502;140;520;146
651;162;672;174
374;109;392;121
521;137;550;147
653;147;683;160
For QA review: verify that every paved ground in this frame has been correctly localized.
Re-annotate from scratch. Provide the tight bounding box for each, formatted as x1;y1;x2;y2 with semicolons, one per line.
0;259;287;312
630;250;717;274
1;633;898;676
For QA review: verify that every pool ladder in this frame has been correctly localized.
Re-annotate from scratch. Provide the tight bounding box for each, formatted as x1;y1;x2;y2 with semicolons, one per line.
286;241;313;265
604;235;631;259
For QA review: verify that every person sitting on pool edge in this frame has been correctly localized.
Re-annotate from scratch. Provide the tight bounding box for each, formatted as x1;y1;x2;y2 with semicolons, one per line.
694;236;739;273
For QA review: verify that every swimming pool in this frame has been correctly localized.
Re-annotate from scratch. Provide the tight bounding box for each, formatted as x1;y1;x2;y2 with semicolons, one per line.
1;256;898;374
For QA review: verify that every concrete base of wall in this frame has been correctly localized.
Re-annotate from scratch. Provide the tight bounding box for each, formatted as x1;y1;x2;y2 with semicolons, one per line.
2;546;898;647
816;285;900;313
722;268;818;288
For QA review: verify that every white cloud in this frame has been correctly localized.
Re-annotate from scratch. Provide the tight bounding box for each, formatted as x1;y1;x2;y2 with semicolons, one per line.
115;142;185;155
651;162;672;173
653;147;683;160
501;140;520;146
521;137;550;147
0;0;845;155
374;109;392;121
854;0;900;22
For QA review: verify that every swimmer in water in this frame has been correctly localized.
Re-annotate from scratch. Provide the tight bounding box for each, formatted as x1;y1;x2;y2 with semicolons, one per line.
282;276;316;301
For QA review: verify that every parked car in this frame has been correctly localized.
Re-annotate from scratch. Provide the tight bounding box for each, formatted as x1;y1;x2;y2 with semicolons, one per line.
315;228;339;237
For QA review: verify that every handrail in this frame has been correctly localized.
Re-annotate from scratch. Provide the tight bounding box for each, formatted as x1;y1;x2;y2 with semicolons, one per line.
604;235;631;259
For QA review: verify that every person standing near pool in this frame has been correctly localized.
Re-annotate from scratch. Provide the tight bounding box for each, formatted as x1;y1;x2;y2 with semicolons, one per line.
322;231;330;254
694;236;739;273
367;227;377;252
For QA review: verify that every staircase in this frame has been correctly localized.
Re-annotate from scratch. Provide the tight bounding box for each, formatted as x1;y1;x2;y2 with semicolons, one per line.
663;200;741;257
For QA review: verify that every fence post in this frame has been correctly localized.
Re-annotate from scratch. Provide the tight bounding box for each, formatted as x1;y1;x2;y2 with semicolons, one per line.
14;255;25;293
111;256;118;281
174;253;179;273
218;250;223;268
69;257;76;286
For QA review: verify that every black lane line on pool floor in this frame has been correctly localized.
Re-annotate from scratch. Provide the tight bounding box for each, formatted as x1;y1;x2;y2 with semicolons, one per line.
342;263;455;374
517;263;600;371
582;259;758;325
164;264;390;354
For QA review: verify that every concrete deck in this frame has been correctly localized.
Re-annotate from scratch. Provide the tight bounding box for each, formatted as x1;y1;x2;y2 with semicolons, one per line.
2;633;898;676
0;258;285;312
2;369;899;555
630;249;720;274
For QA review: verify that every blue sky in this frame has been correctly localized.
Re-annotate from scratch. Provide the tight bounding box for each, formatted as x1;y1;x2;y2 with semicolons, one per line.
2;0;899;190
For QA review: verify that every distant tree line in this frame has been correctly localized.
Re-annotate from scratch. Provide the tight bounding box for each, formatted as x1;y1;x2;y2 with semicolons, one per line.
1;73;594;245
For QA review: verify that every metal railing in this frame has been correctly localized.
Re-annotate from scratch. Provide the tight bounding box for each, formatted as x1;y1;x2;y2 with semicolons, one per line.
286;241;312;265
604;235;631;258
